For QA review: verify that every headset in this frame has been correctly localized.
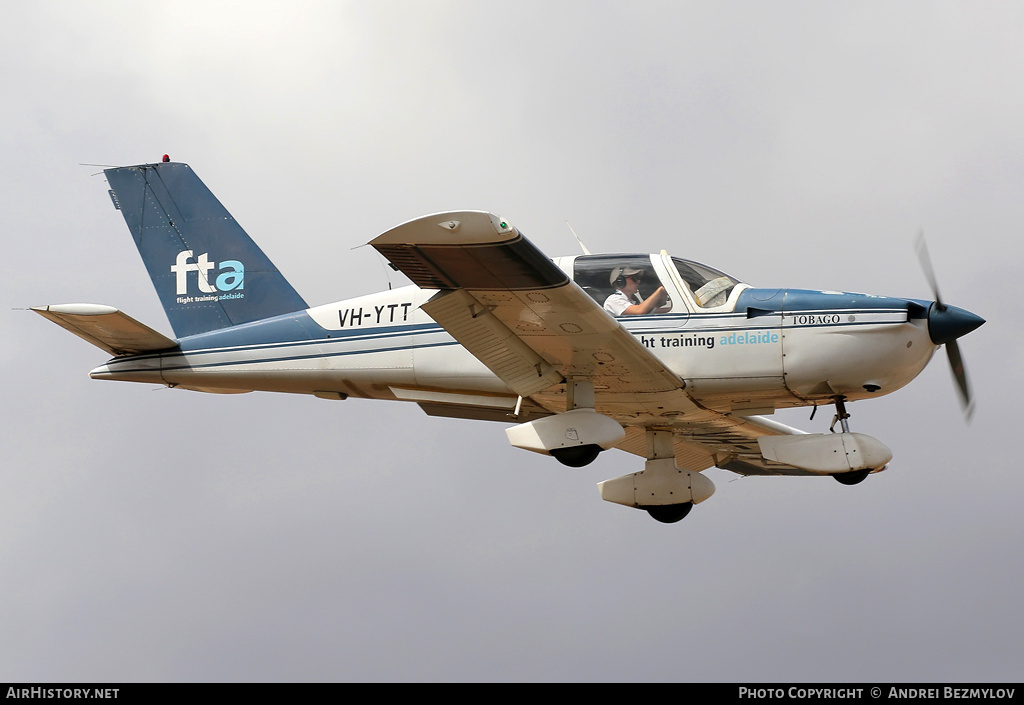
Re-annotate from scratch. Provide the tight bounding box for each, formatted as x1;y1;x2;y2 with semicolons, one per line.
610;267;643;288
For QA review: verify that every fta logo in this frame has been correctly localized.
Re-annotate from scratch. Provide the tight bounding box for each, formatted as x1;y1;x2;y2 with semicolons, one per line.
171;250;244;295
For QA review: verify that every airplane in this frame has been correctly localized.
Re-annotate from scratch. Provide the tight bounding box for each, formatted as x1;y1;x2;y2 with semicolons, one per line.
34;159;985;523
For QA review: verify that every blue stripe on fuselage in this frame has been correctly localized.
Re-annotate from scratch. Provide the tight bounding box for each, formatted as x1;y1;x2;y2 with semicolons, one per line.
105;288;926;375
735;288;929;316
166;287;923;353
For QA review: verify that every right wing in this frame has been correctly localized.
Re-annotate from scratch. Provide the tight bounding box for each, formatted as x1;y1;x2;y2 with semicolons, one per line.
371;211;701;420
370;211;813;476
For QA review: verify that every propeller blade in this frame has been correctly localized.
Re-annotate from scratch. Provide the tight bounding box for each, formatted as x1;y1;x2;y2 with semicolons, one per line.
945;339;975;422
915;230;946;311
916;230;981;421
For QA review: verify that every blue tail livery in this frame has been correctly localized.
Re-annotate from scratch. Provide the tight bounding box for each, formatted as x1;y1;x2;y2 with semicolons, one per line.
104;161;307;338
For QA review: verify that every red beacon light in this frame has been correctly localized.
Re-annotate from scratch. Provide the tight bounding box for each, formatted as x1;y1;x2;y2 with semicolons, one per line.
162;154;170;163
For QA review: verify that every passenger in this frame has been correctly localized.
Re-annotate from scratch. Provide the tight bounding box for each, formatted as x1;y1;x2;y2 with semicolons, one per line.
603;267;668;316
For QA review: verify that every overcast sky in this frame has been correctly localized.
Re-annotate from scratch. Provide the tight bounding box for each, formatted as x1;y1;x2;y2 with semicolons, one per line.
2;1;1020;682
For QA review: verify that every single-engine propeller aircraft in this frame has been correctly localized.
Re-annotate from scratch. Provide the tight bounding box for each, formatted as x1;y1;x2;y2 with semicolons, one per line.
36;160;985;523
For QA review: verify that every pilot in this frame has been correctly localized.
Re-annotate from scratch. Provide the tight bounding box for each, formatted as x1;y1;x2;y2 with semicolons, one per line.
603;267;668;316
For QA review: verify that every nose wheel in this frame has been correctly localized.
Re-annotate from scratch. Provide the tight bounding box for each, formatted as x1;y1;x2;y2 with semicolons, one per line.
829;395;869;485
833;468;870;485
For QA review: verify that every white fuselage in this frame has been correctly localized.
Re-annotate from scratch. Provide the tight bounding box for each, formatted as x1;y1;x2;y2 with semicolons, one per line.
91;280;938;420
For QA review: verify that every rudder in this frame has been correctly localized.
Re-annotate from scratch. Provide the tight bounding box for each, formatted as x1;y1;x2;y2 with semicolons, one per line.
105;161;307;338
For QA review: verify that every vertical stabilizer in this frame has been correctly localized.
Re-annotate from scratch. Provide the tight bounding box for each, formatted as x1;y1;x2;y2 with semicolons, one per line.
105;162;307;338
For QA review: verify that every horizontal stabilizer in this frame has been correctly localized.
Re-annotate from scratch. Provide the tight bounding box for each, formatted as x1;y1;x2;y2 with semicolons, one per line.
32;304;177;356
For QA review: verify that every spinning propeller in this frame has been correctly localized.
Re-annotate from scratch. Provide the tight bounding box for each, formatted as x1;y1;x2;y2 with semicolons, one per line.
915;232;985;421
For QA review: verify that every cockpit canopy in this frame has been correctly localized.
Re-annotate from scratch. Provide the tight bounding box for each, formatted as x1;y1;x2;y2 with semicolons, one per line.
568;253;743;314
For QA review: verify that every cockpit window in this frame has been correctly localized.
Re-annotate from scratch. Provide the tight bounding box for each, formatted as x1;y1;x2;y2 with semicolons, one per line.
672;258;739;308
573;254;672;315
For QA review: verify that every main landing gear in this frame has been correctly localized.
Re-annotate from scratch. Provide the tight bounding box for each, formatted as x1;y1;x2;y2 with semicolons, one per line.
551;444;603;468
598;429;715;524
830;395;869;486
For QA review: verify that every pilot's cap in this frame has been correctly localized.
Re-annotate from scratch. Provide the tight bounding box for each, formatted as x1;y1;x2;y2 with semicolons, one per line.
610;267;644;286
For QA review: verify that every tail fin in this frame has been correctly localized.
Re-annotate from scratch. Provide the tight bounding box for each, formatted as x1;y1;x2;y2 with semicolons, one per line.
105;162;308;338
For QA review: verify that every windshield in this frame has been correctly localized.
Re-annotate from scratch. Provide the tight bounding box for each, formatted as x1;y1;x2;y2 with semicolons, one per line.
671;257;739;308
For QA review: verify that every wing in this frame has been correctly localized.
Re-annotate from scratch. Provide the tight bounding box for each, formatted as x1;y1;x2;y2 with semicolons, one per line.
370;211;811;476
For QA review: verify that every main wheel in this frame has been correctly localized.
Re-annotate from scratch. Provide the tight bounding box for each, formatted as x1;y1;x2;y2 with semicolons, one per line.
550;444;602;467
643;503;693;523
834;469;870;485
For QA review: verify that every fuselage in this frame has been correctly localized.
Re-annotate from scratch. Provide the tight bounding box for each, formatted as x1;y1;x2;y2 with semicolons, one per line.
90;252;941;420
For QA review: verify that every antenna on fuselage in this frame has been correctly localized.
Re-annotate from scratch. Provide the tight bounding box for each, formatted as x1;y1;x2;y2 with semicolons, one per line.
566;221;592;256
376;252;395;290
353;241;397;290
